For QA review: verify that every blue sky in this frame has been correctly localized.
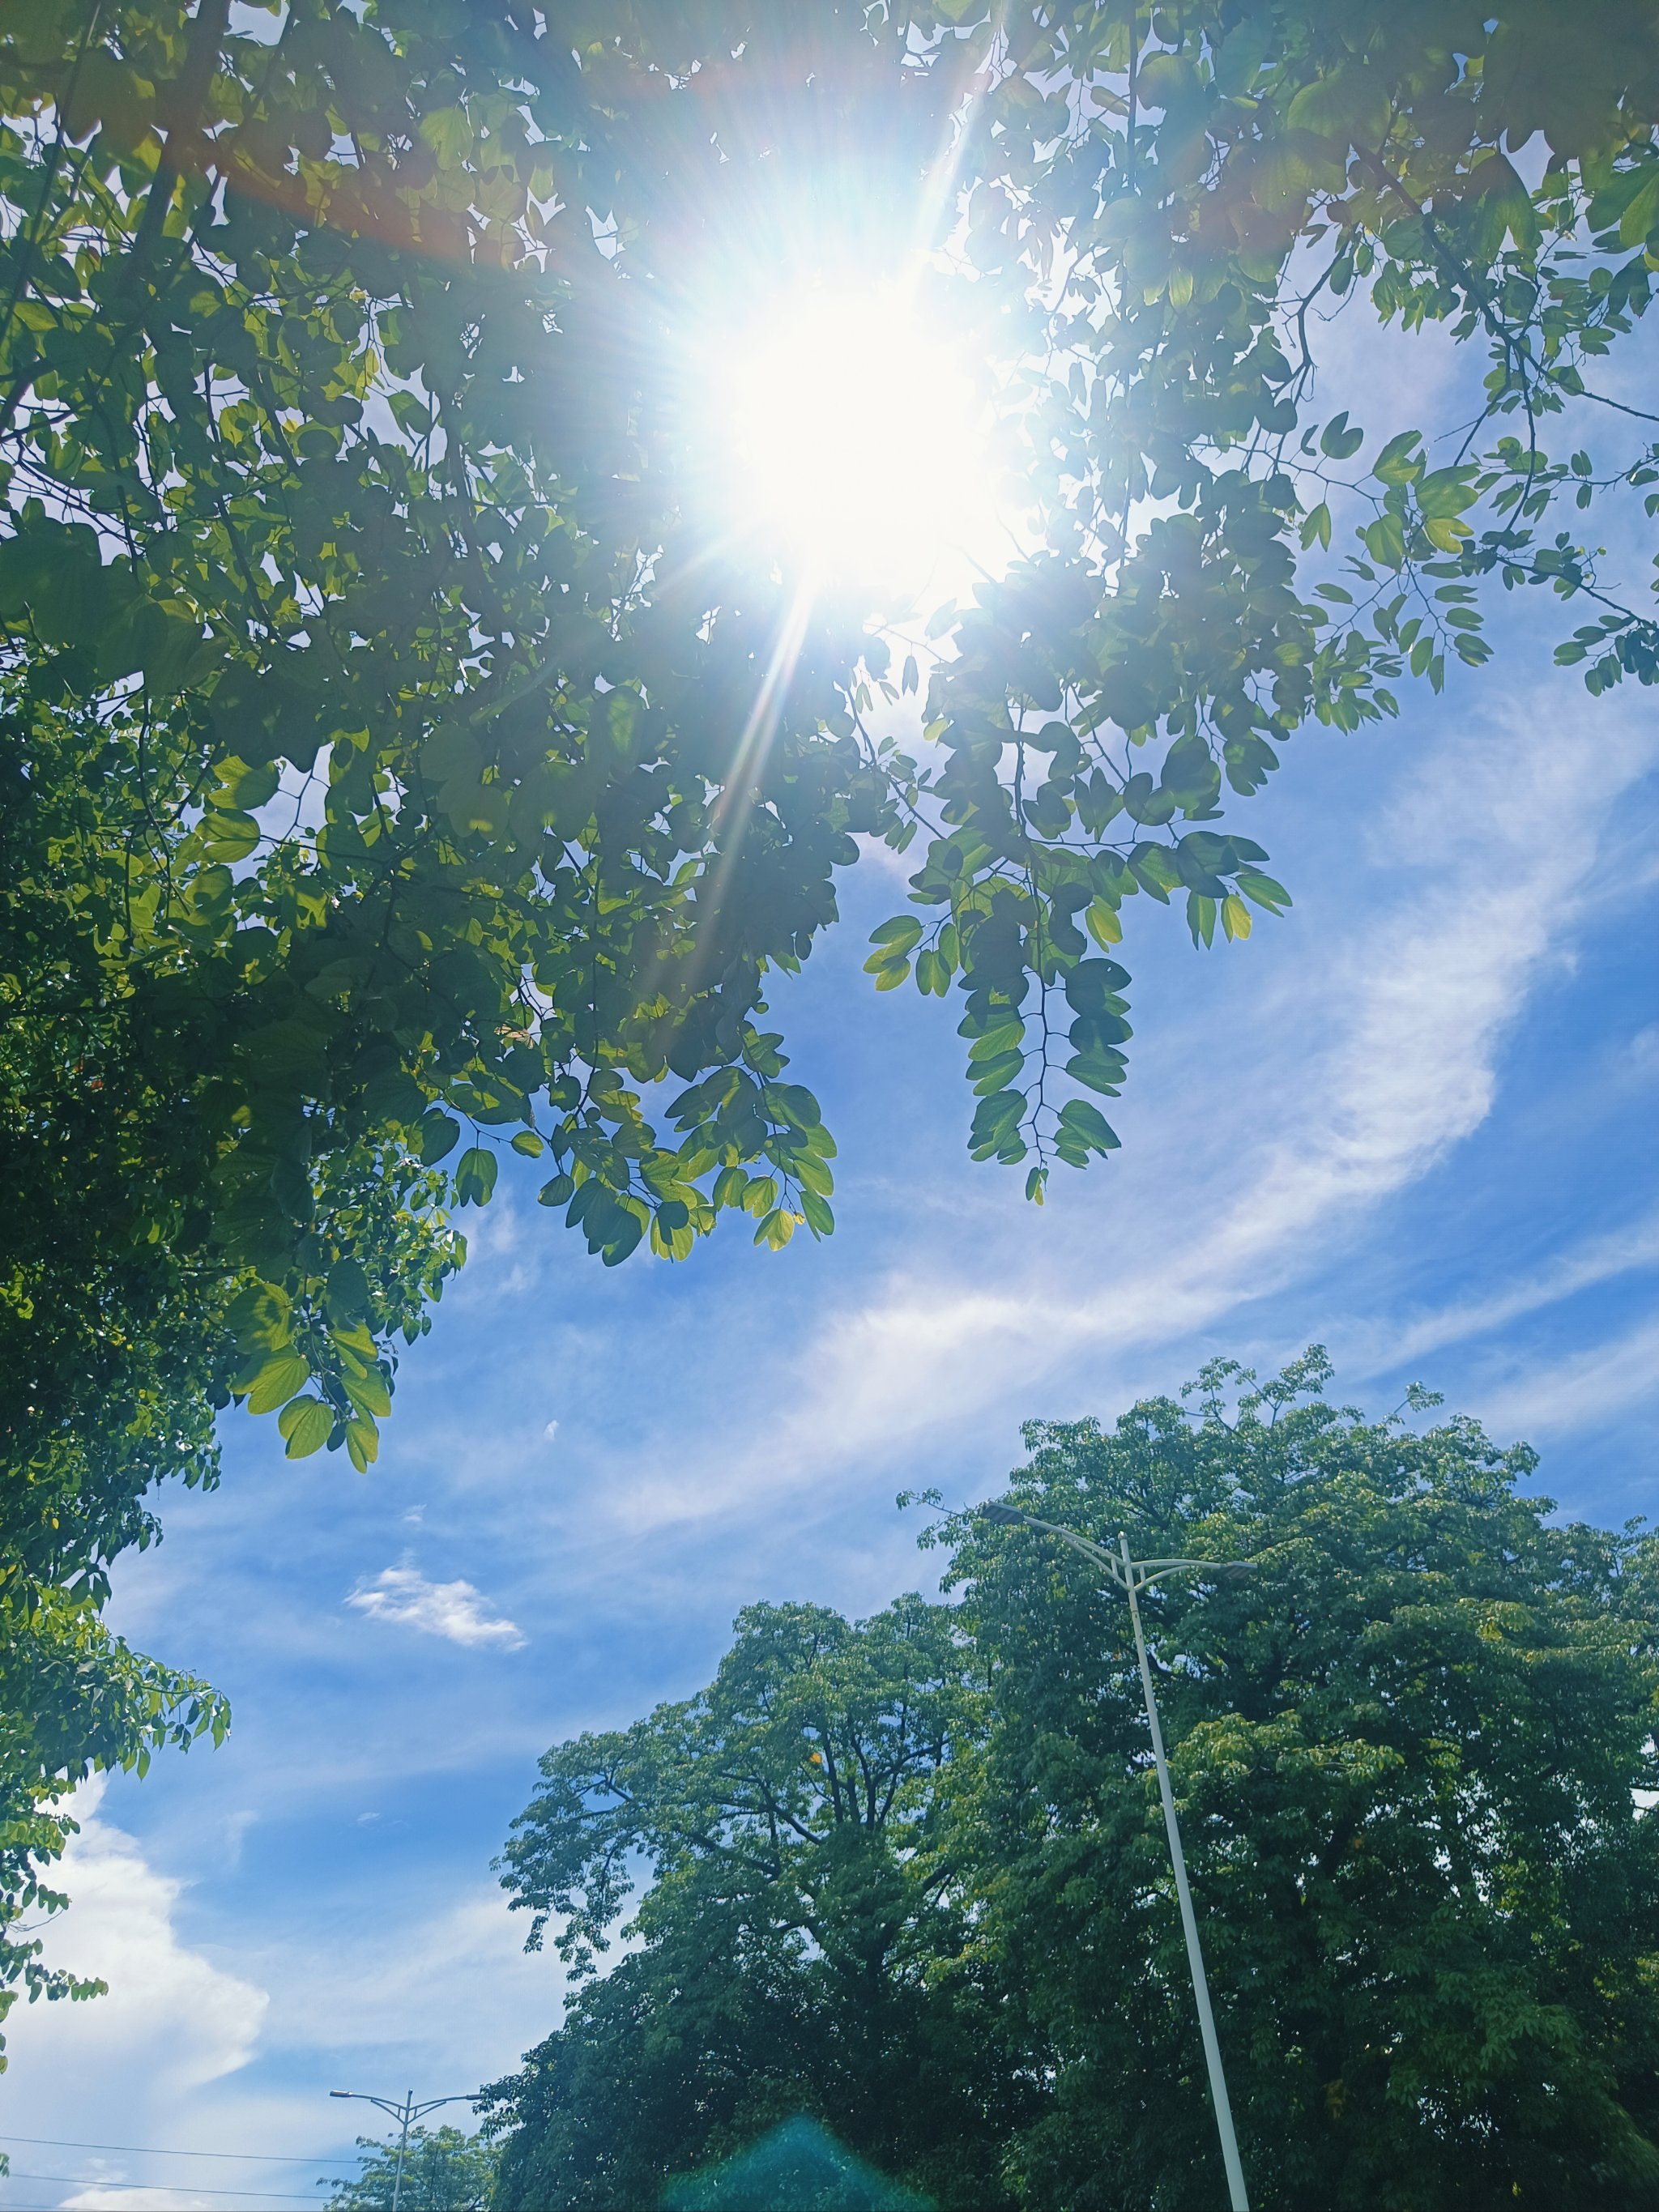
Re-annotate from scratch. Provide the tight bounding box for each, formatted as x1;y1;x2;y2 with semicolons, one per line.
6;329;1659;2207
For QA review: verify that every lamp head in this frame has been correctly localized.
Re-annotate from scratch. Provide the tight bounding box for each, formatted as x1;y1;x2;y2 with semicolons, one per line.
979;1503;1026;1527
1212;1561;1257;1589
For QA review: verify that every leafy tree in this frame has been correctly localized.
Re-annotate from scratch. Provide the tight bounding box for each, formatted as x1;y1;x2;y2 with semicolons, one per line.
4;2;1659;1451
0;672;453;2053
6;0;1659;2045
493;1359;1659;2211
486;1597;1032;2210
322;2125;496;2212
939;1351;1659;2210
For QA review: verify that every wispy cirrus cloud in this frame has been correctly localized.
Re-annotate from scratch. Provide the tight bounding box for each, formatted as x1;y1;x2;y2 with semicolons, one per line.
347;1563;525;1650
1338;1208;1659;1380
1465;1315;1659;1443
602;687;1659;1531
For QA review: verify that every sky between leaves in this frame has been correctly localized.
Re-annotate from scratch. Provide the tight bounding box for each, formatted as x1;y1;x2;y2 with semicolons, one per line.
3;285;1659;2212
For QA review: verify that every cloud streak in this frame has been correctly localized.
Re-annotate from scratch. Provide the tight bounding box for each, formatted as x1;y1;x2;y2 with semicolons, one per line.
347;1564;526;1650
606;687;1659;1528
1466;1315;1659;1443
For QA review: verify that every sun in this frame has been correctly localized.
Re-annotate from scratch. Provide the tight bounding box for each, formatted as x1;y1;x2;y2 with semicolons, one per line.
697;277;1006;604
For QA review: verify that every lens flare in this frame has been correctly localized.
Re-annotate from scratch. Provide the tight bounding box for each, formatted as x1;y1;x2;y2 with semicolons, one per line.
702;278;1005;602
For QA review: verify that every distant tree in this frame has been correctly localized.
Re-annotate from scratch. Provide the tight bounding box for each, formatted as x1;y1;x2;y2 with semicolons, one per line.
493;1357;1659;2212
322;2125;495;2212
486;1597;1032;2211
943;1350;1659;2211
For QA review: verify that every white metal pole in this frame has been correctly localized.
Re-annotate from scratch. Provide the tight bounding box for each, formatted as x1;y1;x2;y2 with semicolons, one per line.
1120;1532;1249;2212
391;2091;412;2212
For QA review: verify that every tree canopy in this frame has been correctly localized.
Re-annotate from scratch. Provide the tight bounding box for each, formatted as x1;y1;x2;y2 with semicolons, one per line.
488;1355;1659;2211
6;0;1659;1456
6;0;1659;2043
488;1595;1029;2211
322;2125;497;2212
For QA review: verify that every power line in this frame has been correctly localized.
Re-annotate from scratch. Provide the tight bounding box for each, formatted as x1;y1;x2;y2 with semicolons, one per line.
0;2175;323;2202
0;2135;343;2164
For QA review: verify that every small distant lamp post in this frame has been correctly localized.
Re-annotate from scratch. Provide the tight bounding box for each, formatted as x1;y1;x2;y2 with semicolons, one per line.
981;1502;1256;2212
328;2086;477;2212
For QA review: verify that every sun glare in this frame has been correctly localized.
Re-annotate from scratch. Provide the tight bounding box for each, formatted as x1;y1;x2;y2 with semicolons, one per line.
703;279;1006;604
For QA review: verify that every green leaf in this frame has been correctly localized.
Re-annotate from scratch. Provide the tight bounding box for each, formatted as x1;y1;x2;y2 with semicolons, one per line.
916;947;952;996
1085;899;1122;948
455;1145;499;1206
799;1187;834;1238
196;809;261;862
325;1257;370;1322
1320;411;1365;460
1056;1098;1120;1155
1372;431;1424;487
342;1361;392;1419
418;1113;462;1164
1235;869;1293;914
227;1281;292;1353
1362;514;1407;569
1065;1047;1128;1095
245;1352;310;1416
345;1417;380;1472
866;917;923;961
971;1048;1026;1095
1619;168;1659;248
279;1396;335;1459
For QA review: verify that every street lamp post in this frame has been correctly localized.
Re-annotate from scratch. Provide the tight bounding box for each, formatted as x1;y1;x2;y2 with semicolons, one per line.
981;1502;1255;2212
328;2086;478;2212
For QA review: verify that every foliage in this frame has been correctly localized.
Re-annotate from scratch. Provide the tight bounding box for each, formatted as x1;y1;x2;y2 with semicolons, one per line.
0;671;452;2050
493;1359;1659;2211
0;1588;225;2065
484;1598;1031;2210
5;0;1659;2052
861;0;1659;1188
322;2125;497;2212
2;2;1658;1447
935;1350;1659;2210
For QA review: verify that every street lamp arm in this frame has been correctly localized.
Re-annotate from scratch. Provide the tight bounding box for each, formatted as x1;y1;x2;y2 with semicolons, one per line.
326;2087;480;2212
979;1507;1256;1594
979;1503;1128;1584
1134;1557;1257;1592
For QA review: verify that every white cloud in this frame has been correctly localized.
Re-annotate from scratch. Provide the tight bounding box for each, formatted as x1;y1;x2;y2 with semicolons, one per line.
1339;1207;1659;1377
6;1784;559;2211
544;1418;560;1442
3;1779;281;2208
11;1778;268;2097
59;2193;245;2210
347;1563;525;1650
607;688;1659;1529
1466;1315;1659;1442
257;1884;564;2065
